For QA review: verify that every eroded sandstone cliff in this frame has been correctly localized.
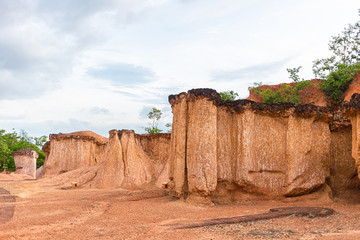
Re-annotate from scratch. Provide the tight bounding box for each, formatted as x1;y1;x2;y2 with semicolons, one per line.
41;87;360;203
343;94;360;187
43;130;171;189
43;131;108;175
168;89;333;202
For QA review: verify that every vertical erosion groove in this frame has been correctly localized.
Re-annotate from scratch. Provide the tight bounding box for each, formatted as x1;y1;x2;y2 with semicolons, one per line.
183;96;189;199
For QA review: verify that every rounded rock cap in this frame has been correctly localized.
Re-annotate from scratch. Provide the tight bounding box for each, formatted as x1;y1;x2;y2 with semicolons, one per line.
12;149;39;158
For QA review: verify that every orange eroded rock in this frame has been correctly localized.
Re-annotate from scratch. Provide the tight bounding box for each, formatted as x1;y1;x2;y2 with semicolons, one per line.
12;149;39;179
168;89;333;201
328;126;360;201
43;129;171;189
168;93;188;198
120;130;153;187
43;131;108;175
91;130;124;188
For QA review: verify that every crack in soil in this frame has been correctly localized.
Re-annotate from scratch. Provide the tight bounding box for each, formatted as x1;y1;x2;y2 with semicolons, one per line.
170;207;335;229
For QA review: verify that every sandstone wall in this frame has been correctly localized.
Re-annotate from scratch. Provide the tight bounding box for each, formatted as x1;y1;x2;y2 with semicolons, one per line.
139;133;171;181
344;93;360;183
43;131;108;175
328;125;360;201
12;149;38;179
91;130;170;189
43;130;171;189
41;88;360;202
168;89;333;202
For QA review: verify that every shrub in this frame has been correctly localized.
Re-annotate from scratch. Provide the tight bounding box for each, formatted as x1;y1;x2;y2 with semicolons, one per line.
320;63;360;101
249;67;311;105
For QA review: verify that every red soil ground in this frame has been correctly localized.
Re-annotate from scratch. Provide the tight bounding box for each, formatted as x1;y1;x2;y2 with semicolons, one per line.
1;174;360;240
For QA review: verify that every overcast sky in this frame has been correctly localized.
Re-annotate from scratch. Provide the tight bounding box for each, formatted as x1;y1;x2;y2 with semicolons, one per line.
0;0;359;138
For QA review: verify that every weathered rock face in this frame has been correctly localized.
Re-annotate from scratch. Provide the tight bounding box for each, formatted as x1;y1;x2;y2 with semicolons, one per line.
118;130;153;187
344;94;360;183
43;131;108;175
12;149;39;179
328;126;360;201
41;86;360;203
168;89;332;202
43;130;171;189
91;130;124;188
139;133;171;187
36;166;44;179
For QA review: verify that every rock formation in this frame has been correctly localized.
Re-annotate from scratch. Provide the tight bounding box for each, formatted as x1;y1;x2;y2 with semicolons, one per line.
43;130;171;189
12;149;39;179
168;89;333;202
343;94;360;186
41;85;360;203
43;131;108;175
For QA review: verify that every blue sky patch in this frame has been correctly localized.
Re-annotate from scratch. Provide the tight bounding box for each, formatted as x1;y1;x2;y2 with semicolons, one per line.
88;63;155;85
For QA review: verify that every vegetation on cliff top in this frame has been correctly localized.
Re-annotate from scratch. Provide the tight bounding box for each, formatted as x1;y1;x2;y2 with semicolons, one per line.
251;18;360;104
144;107;163;133
0;129;47;172
144;107;172;133
220;90;239;101
249;67;312;105
313;20;360;102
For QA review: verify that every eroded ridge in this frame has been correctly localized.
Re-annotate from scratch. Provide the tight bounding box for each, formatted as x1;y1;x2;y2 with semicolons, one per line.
172;207;335;229
0;188;16;224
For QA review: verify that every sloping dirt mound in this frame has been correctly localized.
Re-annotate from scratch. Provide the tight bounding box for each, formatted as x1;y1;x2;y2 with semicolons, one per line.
40;165;100;189
0;173;33;180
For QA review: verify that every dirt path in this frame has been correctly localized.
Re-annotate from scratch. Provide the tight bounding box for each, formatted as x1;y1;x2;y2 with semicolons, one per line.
1;179;360;239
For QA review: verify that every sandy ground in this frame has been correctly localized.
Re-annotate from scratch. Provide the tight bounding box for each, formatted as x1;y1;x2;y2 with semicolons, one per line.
1;174;360;240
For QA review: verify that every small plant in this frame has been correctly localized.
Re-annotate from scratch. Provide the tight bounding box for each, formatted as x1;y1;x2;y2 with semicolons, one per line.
144;108;163;133
165;123;172;133
220;90;239;101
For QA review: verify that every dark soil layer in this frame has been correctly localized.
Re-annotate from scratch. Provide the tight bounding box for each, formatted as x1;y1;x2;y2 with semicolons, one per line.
0;187;15;224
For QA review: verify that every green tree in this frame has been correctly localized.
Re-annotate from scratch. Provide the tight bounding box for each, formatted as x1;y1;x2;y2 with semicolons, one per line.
313;21;360;101
0;129;47;171
145;108;163;134
220;90;239;101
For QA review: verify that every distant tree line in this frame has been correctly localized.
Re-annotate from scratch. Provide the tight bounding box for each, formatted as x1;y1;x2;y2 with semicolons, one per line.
0;129;47;171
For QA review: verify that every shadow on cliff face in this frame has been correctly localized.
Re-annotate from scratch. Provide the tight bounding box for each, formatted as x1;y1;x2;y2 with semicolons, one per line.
328;125;360;203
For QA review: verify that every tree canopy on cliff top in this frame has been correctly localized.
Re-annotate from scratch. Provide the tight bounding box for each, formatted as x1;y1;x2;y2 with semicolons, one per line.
313;20;360;101
251;18;360;104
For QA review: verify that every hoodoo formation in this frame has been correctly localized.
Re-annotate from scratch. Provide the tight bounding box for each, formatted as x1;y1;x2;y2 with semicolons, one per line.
41;85;360;203
12;149;39;179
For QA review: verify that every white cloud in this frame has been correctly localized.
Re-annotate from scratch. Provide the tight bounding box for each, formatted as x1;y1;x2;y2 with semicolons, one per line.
0;0;359;136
